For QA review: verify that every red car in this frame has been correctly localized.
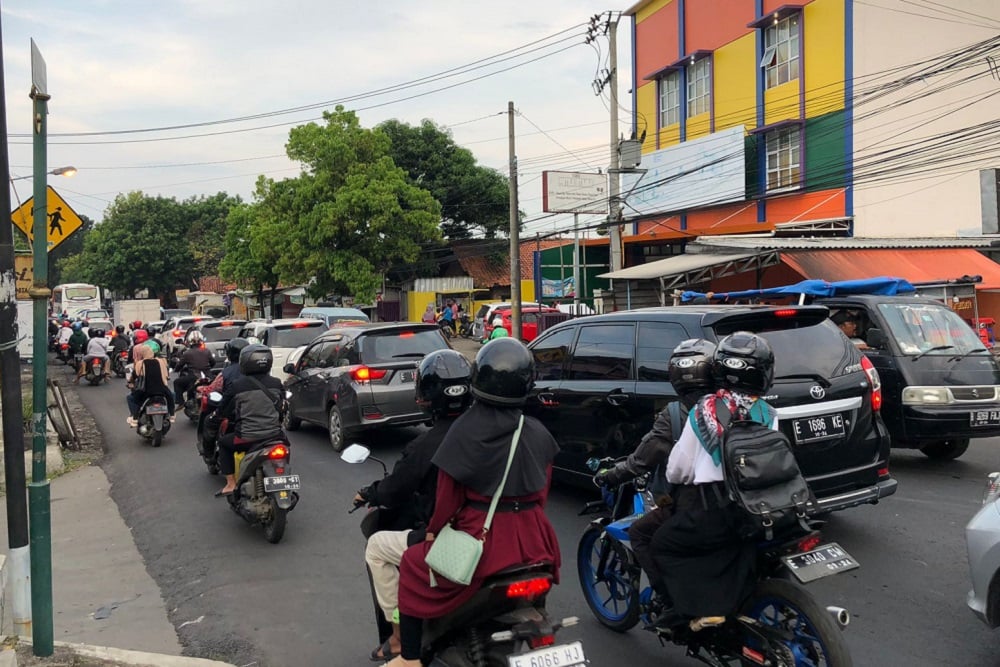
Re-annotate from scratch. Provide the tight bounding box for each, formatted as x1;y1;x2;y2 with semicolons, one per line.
491;306;561;342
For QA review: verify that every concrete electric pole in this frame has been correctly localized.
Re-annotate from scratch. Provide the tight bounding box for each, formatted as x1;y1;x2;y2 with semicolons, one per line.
508;101;521;340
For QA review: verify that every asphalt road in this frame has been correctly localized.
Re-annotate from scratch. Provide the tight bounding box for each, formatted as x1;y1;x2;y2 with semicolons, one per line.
63;360;1000;667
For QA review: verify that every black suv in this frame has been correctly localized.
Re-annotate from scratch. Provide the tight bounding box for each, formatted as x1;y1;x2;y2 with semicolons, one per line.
525;305;896;514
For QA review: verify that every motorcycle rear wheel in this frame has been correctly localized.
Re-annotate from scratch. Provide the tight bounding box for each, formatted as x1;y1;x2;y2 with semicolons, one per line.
577;526;640;632
263;497;287;544
742;578;853;667
151;431;163;448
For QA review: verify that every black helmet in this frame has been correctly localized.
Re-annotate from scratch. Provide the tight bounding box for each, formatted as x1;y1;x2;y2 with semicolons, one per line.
416;350;473;417
712;331;774;395
239;343;273;376
115;325;125;335
88;328;103;338
471;337;534;406
668;339;717;408
225;337;250;363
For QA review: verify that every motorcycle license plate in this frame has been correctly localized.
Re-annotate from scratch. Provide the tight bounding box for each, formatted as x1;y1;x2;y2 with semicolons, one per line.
781;542;859;583
264;475;301;492
508;641;585;667
145;404;169;415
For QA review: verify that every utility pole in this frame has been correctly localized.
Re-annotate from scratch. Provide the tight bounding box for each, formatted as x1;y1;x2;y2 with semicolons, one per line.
573;213;581;312
508;101;521;340
28;38;54;657
607;15;624;273
0;22;32;642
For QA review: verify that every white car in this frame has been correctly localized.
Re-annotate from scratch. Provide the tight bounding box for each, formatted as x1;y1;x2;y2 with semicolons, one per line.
237;318;326;382
157;315;215;359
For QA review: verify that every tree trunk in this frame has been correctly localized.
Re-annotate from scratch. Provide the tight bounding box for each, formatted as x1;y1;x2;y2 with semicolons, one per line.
257;285;266;320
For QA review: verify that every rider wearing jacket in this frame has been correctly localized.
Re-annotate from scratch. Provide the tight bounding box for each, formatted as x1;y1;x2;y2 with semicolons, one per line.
358;349;473;661
214;344;286;497
68;323;88;355
200;338;250;458
594;339;717;602
173;330;213;410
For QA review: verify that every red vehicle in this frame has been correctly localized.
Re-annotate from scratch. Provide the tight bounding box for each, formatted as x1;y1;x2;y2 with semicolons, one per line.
494;306;561;342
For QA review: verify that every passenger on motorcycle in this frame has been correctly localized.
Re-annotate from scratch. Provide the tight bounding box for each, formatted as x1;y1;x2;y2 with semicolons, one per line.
650;332;778;633
109;325;131;357
214;344;287;497
594;339;717;603
57;320;73;347
172;330;213;411
389;338;561;667
357;349;473;661
126;344;175;427
76;328;111;384
199;337;250;456
68;322;88;355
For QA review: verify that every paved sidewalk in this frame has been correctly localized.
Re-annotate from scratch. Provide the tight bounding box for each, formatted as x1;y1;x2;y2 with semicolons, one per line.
0;465;232;665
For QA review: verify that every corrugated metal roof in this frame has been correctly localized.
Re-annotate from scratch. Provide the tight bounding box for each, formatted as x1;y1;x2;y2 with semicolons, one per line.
781;249;1000;290
599;252;759;280
692;236;997;250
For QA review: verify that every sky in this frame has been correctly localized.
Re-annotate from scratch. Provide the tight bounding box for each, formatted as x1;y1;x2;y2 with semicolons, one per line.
1;1;634;240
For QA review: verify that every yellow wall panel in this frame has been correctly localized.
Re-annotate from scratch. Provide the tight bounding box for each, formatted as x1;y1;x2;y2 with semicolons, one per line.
764;80;799;125
686;113;712;140
713;34;757;131
804;0;845;118
657;123;682;148
636;82;661;153
636;0;674;23
407;291;436;322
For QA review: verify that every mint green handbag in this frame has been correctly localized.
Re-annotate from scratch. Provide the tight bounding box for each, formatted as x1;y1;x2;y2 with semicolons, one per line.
425;416;524;586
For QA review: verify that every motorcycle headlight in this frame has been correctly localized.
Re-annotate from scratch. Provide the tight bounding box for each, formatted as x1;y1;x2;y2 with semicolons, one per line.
984;472;1000;506
901;386;952;405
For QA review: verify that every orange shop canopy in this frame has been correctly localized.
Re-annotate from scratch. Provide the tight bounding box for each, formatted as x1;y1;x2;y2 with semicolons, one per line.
780;249;1000;290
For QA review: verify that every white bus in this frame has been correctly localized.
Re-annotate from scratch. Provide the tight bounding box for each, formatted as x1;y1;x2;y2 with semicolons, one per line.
52;283;102;317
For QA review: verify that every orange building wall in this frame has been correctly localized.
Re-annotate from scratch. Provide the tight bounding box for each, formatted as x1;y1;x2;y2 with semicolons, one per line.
684;0;755;52
635;3;679;79
765;188;846;222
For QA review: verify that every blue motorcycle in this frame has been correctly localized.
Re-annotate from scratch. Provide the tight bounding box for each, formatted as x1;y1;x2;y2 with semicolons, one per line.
577;457;856;666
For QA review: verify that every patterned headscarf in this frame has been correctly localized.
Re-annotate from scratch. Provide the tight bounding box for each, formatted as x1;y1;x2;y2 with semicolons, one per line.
690;388;776;465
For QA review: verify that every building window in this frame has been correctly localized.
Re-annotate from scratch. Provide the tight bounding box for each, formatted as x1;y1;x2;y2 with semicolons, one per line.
766;126;802;191
762;14;800;89
658;71;680;127
687;57;710;117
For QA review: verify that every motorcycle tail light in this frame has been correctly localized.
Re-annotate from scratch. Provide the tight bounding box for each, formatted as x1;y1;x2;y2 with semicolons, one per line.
528;635;556;649
268;445;289;460
797;534;822;553
505;577;551;599
275;467;285;475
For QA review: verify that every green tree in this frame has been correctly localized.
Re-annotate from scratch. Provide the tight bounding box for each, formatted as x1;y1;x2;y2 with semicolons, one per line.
46;214;94;285
218;196;282;317
377;118;511;240
71;192;193;298
272;107;442;303
183;192;241;285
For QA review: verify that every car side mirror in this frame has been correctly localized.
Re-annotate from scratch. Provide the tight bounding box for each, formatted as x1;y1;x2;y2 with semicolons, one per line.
283;363;295;374
340;444;371;464
866;327;887;349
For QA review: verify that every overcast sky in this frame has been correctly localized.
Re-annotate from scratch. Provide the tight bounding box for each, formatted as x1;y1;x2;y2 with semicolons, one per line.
2;1;632;239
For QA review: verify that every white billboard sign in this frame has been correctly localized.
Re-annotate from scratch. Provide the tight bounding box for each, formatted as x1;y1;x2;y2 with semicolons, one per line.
542;171;607;214
622;125;746;217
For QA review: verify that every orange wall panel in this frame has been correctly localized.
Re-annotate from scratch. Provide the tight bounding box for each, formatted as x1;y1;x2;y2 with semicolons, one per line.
686;202;760;231
765;188;846;222
685;0;755;52
635;3;680;79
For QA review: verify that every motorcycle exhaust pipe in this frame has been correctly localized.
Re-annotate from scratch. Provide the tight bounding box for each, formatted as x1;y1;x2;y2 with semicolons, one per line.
826;606;850;629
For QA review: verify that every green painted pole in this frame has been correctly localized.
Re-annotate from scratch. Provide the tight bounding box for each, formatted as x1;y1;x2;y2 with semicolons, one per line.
28;73;53;657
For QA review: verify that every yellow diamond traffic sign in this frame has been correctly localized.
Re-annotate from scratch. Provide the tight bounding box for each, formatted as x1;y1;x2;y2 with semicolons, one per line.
11;185;83;252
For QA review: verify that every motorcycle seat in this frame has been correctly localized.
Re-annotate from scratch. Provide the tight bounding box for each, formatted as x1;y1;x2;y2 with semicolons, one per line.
490;562;553;579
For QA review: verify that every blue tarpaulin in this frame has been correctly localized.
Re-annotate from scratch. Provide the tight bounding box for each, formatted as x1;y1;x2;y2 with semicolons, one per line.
681;276;916;302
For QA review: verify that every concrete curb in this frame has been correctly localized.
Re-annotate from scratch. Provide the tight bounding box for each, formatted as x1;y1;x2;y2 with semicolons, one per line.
17;637;236;666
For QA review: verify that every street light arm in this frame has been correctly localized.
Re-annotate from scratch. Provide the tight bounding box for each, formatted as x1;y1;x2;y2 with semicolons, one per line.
9;165;77;182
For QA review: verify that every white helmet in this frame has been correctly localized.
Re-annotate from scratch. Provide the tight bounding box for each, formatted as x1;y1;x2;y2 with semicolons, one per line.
492;317;504;327
187;330;205;345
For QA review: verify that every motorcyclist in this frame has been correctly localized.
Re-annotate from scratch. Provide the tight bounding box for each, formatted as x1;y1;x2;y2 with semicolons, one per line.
199;337;250;459
109;325;131;356
130;328;150;362
357;349;473;661
482;316;509;343
56;320;73;348
68;322;88;356
214;344;286;497
594;339;717;607
391;338;560;667
173;330;213;411
76;328;111;384
651;332;778;633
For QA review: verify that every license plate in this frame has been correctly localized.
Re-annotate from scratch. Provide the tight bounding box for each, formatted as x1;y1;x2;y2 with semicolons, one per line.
264;475;301;492
145;404;169;415
781;542;859;583
970;410;1000;427
791;413;845;444
399;370;415;383
508;641;585;667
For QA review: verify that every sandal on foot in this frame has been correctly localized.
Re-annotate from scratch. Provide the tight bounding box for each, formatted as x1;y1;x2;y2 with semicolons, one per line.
689;616;725;632
214;489;234;498
370;640;399;662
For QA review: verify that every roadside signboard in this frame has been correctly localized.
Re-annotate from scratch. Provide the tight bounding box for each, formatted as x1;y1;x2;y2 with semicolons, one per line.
11;186;84;251
14;254;32;300
542;171;607;214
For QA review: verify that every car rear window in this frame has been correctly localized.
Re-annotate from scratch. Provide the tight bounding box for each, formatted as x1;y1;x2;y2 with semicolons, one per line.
269;323;324;347
200;325;243;343
760;322;859;378
359;328;448;364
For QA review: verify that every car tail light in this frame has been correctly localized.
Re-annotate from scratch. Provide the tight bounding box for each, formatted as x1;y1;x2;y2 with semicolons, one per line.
860;355;882;412
292;322;313;328
172;330;184;337
878;465;890;478
221;320;233;326
398;332;414;338
351;366;387;382
528;635;556;649
268;445;289;460
773;309;797;317
505;577;551;599
797;534;822;553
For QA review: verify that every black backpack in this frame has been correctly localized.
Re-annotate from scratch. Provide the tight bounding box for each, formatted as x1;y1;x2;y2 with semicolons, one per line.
647;401;685;500
717;401;815;540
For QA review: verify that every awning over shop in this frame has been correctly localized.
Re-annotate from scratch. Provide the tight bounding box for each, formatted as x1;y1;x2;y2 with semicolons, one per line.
598;251;779;290
780;249;1000;289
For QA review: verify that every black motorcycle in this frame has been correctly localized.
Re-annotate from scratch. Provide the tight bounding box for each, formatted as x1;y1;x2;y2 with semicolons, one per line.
136;395;172;448
342;444;583;667
196;389;223;474
112;350;130;378
182;371;213;422
225;438;300;544
457;312;475;338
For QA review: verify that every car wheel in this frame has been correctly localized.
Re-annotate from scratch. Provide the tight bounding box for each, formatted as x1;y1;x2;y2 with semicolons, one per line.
328;404;346;451
284;407;302;431
920;438;970;461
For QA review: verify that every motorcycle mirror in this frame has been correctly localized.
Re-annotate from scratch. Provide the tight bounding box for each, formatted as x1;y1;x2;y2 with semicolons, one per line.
208;391;223;403
340;444;371;464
